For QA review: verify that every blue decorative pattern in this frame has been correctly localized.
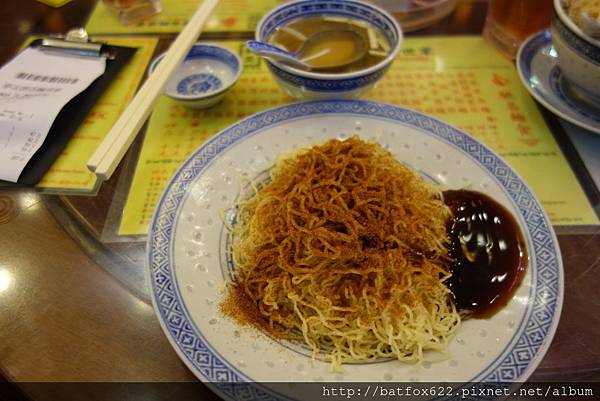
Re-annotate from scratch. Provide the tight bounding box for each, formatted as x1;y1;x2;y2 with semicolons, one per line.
247;40;299;58
517;30;551;83
550;67;600;123
148;100;562;400
177;73;223;95
518;30;600;126
186;44;241;71
267;61;390;92
552;15;600;65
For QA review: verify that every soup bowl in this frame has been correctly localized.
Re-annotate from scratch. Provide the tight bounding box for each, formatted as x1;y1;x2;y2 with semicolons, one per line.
255;0;402;100
552;0;600;104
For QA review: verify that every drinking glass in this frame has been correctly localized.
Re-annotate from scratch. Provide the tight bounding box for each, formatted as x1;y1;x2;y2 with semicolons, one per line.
102;0;163;25
483;0;553;59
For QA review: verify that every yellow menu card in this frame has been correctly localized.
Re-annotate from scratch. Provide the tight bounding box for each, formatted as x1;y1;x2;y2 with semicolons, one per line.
118;37;598;235
86;0;281;34
34;36;158;192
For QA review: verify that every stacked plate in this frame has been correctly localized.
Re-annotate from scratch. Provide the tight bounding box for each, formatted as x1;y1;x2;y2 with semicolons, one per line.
517;30;600;134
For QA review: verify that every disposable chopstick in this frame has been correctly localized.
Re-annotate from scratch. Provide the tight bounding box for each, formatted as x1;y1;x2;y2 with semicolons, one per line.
87;0;220;180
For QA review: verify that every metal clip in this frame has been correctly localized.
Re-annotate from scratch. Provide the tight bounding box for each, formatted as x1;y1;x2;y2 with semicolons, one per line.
39;28;111;59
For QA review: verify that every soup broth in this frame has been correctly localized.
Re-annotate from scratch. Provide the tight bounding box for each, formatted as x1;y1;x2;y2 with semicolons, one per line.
268;15;391;73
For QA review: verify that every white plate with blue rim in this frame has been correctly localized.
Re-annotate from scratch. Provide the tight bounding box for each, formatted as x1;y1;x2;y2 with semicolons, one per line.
147;100;563;400
517;29;600;134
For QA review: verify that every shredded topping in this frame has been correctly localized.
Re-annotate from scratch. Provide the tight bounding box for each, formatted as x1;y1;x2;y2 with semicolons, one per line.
221;137;460;369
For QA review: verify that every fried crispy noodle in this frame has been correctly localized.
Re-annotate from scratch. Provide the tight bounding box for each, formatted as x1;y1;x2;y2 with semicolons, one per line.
563;0;600;28
221;137;460;370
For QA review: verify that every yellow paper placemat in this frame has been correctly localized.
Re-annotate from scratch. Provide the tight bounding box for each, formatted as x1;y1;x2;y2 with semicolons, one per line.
86;0;281;34
118;37;598;235
34;36;158;192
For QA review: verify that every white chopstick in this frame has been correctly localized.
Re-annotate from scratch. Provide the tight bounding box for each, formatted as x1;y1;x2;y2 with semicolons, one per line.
87;0;220;181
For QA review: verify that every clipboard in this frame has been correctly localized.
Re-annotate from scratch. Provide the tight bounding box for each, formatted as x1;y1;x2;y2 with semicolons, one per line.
14;29;137;185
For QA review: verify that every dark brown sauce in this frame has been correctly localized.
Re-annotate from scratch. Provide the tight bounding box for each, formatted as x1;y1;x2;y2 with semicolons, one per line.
443;189;528;318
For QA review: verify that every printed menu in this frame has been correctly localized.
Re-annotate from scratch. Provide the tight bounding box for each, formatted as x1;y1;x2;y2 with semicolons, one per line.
86;0;281;34
33;36;158;192
118;37;599;236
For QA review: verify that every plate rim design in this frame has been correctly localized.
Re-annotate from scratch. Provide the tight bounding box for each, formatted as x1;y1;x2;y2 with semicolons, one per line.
516;29;600;134
147;99;564;400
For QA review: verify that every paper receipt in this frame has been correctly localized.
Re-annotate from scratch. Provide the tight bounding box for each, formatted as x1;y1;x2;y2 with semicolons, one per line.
0;47;106;182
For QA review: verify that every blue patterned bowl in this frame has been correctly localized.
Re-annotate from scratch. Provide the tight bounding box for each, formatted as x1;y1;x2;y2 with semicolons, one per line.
149;44;242;109
552;0;600;104
255;0;402;99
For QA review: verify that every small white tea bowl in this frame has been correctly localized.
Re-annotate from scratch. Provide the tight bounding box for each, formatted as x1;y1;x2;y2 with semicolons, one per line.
149;43;242;109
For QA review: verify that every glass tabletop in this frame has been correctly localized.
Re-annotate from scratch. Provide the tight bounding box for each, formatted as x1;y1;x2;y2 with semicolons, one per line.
1;0;599;399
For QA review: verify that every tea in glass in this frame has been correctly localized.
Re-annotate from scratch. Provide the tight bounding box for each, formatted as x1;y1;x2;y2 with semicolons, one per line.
483;0;553;59
102;0;162;25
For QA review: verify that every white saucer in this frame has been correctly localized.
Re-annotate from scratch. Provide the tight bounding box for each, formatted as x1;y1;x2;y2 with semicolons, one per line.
517;30;600;134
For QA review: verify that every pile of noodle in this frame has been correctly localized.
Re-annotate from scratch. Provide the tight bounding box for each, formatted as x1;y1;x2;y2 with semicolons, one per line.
223;136;460;369
563;0;600;30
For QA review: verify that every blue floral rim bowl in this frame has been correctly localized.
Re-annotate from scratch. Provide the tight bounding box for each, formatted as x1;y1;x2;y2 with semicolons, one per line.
552;0;600;105
255;0;402;100
149;43;242;109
